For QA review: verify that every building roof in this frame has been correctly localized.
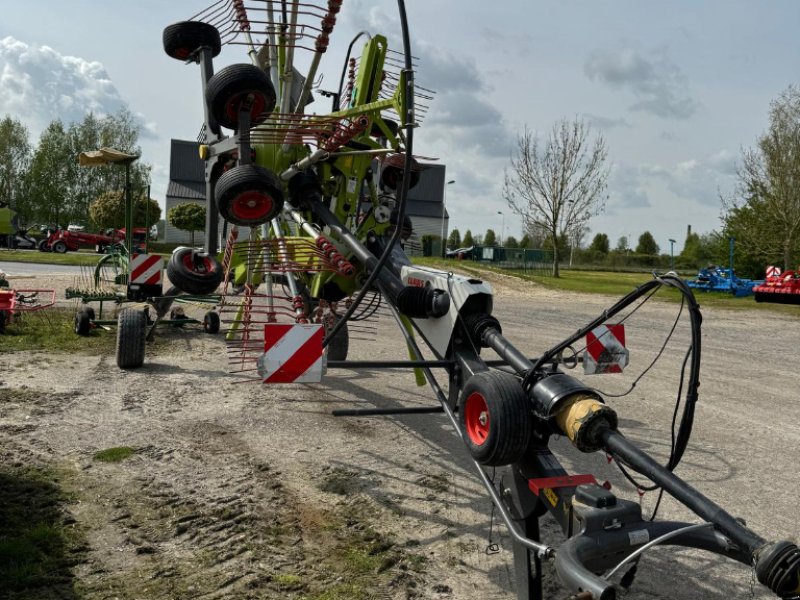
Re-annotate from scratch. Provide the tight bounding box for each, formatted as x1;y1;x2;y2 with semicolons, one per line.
408;163;446;203
406;199;447;219
166;180;205;200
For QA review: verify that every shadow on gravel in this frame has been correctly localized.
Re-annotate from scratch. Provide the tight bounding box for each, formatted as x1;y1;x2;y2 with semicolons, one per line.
139;362;229;378
0;466;83;600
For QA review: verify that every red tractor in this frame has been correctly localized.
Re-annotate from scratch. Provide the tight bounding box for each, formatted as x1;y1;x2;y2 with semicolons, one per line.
39;227;149;253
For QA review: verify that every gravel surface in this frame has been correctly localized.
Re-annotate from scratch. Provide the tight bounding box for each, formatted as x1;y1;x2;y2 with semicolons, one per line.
0;268;798;599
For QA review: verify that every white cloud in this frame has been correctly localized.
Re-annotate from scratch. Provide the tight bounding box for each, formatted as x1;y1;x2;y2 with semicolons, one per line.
0;36;156;139
584;46;698;119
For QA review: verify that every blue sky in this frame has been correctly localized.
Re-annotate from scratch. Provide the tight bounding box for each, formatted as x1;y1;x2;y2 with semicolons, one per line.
2;1;799;251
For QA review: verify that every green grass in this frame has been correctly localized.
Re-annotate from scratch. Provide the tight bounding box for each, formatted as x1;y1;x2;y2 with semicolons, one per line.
0;308;114;354
93;447;136;463
0;249;102;267
0;464;85;596
414;257;800;315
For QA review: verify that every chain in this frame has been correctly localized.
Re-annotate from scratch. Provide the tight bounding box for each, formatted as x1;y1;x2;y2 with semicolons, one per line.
748;559;757;600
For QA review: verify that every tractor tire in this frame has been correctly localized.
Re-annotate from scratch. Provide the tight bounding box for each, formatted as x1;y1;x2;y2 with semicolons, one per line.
38;239;50;252
215;164;284;227
0;311;6;334
380;153;422;191
74;308;91;336
205;63;276;130
163;21;221;61
203;311;220;334
458;370;533;467
116;308;146;369
52;241;68;254
325;316;349;361
167;247;224;295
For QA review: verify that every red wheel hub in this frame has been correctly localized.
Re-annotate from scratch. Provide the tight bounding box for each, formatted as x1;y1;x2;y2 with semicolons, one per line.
231;190;274;221
226;92;268;123
181;252;213;274
464;392;490;446
175;47;190;59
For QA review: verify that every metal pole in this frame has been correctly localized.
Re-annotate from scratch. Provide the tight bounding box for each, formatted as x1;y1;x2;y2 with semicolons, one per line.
124;162;133;259
441;179;455;256
669;238;676;272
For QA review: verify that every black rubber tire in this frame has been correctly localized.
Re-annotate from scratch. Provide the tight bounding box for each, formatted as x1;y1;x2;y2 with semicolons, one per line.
205;63;276;130
203;311;220;334
215;164;284;227
74;309;91;336
458;371;533;466
167;247;224;295
116;309;146;369
325;317;349;361
38;239;50;252
0;311;6;334
163;21;221;60
52;241;68;254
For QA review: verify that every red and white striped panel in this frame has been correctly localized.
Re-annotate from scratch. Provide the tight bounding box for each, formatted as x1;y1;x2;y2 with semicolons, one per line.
766;265;781;279
584;324;629;375
130;254;163;286
257;324;325;383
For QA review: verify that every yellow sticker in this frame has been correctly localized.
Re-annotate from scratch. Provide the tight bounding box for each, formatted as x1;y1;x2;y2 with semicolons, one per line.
543;488;559;507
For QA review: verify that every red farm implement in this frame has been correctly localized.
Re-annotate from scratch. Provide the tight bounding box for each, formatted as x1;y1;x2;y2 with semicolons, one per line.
753;266;800;304
0;288;56;334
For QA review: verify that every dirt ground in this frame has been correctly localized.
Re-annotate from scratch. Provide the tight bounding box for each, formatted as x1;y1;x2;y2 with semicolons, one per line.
0;269;798;600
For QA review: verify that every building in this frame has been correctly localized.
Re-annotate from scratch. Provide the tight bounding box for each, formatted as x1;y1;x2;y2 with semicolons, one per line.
403;163;448;256
164;139;206;244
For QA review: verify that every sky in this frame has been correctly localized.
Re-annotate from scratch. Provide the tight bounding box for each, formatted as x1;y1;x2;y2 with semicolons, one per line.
2;1;799;252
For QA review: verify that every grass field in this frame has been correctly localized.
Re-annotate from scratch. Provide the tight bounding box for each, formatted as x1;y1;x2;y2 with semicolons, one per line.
0;249;102;267
414;257;800;315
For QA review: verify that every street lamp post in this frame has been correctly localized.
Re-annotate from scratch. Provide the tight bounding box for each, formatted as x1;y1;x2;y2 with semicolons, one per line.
669;238;677;272
497;210;504;246
441;179;455;256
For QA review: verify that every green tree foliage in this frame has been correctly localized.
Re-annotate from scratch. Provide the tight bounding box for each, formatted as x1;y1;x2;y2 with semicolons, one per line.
447;227;461;249
462;229;474;247
519;233;532;248
25;120;71;227
168;202;206;245
636;231;660;255
589;233;610;255
483;228;497;246
723;86;800;270
90;190;161;231
504;235;519;248
0;116;31;215
615;236;629;252
504;117;609;276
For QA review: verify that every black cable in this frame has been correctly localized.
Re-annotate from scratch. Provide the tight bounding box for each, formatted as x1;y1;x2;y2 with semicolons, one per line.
337;31;372;109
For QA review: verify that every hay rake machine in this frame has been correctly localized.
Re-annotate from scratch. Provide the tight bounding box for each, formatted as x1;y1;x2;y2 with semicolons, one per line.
161;1;800;598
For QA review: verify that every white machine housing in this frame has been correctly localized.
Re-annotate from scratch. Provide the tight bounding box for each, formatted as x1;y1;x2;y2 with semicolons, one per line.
400;264;494;357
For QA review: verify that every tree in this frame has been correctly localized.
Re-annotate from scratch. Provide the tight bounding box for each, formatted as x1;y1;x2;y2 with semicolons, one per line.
589;233;610;255
504;117;609;276
0;116;31;216
723;85;800;270
505;235;519;248
636;231;660;255
462;229;474;247
484;228;497;246
90;190;161;231
447;227;461;249
615;236;629;252
25;120;71;227
168;202;206;245
519;233;532;248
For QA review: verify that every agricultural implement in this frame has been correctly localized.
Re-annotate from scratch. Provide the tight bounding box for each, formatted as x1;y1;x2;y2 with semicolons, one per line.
0;287;56;334
685;236;762;297
157;1;800;598
753;266;800;304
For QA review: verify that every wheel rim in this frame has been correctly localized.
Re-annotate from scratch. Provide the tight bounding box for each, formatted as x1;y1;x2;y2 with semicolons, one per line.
174;47;191;59
225;92;268;124
181;252;213;275
464;392;490;446
230;190;274;222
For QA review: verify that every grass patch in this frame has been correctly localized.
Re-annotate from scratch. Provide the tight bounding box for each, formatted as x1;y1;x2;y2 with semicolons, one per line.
93;446;136;463
414;257;800;315
0;249;101;267
0;464;85;597
0;308;114;354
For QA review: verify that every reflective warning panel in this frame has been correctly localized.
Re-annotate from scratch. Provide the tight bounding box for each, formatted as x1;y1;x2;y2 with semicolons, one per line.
258;323;325;383
584;324;629;375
